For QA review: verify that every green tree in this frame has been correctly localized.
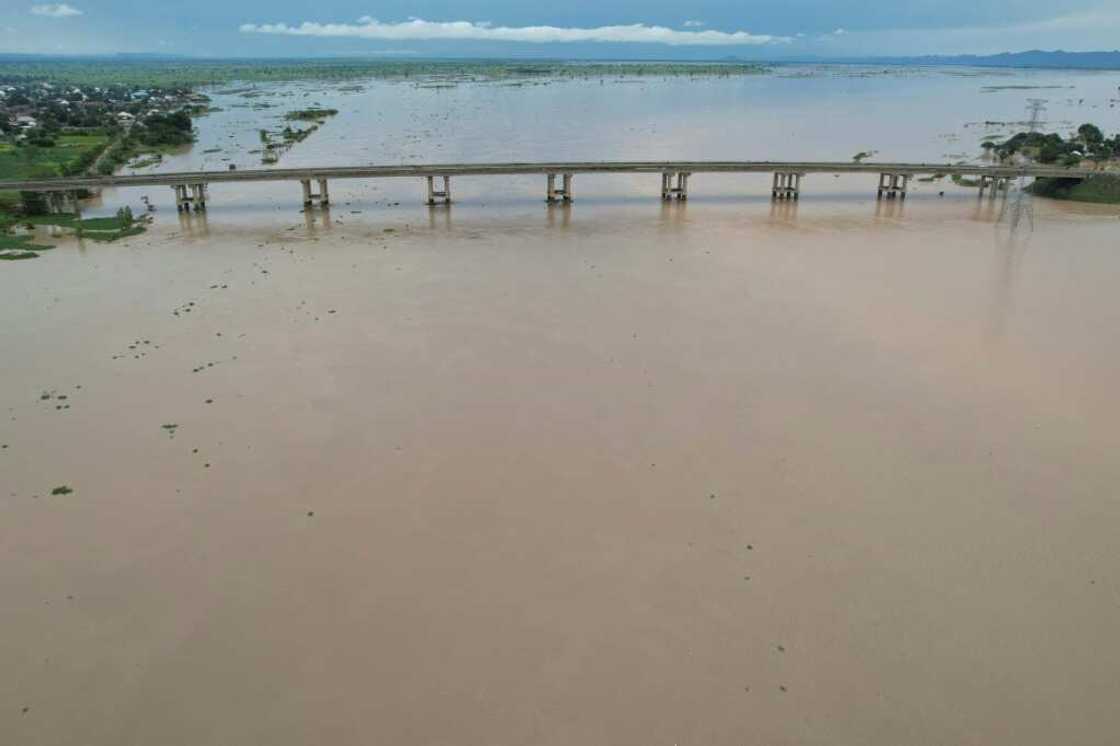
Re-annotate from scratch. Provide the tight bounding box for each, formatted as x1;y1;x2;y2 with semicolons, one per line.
1077;123;1104;146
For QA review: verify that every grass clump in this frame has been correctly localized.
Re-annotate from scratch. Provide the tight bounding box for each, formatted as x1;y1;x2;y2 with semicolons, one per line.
51;485;73;495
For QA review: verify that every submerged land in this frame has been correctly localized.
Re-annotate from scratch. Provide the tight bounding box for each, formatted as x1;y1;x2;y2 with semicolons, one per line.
3;58;1120;746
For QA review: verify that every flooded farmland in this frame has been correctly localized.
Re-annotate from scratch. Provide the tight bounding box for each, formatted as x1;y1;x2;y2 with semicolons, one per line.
3;65;1120;746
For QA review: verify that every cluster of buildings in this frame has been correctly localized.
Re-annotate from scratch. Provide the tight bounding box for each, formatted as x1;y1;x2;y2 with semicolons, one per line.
0;81;207;142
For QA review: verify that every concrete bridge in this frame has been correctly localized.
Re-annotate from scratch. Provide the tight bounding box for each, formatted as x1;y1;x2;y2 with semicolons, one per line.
0;161;1099;212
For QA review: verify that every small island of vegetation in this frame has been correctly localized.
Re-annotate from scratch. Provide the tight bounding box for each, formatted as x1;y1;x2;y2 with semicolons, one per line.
285;108;338;121
983;123;1120;203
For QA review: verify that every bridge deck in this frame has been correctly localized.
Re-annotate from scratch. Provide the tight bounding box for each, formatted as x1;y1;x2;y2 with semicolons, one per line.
0;161;1098;192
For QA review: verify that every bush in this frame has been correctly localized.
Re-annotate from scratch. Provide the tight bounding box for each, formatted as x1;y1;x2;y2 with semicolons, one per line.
135;111;193;147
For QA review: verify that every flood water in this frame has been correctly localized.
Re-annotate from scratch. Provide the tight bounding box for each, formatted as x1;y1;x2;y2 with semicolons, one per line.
3;65;1120;745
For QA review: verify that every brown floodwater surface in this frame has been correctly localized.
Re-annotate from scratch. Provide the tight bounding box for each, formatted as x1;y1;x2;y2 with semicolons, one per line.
3;192;1119;746
4;66;1120;744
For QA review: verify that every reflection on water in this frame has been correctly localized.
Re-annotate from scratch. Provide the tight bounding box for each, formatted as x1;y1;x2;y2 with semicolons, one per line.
970;191;1005;223
873;198;907;220
986;228;1031;344
768;199;799;224
428;204;454;232
302;206;332;235
657;198;689;229
176;209;210;238
998;182;1036;234
545;202;572;230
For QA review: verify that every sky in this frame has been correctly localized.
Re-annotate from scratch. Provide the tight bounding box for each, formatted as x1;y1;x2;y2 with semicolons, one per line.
3;1;1120;58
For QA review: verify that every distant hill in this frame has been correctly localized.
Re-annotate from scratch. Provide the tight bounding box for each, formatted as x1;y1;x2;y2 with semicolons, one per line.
854;50;1120;70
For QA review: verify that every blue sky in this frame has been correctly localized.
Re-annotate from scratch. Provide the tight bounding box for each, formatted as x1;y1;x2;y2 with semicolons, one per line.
4;1;1120;57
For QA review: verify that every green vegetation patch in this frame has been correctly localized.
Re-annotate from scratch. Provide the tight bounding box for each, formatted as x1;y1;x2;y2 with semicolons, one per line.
0;233;53;250
15;208;147;241
83;225;146;242
1028;174;1120;204
0;133;110;180
285;108;339;121
0;133;111;214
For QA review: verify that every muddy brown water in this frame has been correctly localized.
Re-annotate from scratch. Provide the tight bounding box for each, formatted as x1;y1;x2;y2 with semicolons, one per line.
3;190;1119;745
4;67;1120;744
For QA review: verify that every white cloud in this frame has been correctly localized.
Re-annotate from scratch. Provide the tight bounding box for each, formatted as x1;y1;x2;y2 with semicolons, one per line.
30;3;82;17
832;28;847;35
240;17;790;46
683;20;705;28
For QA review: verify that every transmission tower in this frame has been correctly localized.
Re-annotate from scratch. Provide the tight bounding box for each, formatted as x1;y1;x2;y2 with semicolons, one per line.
1001;99;1047;230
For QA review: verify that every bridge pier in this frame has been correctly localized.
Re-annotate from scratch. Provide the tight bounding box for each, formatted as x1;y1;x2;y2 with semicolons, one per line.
172;183;208;212
172;184;190;212
661;172;689;200
772;172;802;200
978;175;1009;199
45;191;73;214
877;173;909;200
426;175;451;206
300;179;329;208
190;183;207;211
546;173;573;202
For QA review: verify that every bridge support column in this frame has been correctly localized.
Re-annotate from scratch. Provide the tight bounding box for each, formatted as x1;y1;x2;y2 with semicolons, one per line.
172;184;192;212
877;173;909;200
426;175;451;206
45;192;67;214
546;173;573;202
772;172;802;200
190;183;208;211
979;175;1008;200
662;172;689;200
300;179;329;208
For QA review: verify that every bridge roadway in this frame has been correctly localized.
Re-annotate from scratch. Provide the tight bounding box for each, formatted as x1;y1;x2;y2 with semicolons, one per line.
0;161;1099;210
